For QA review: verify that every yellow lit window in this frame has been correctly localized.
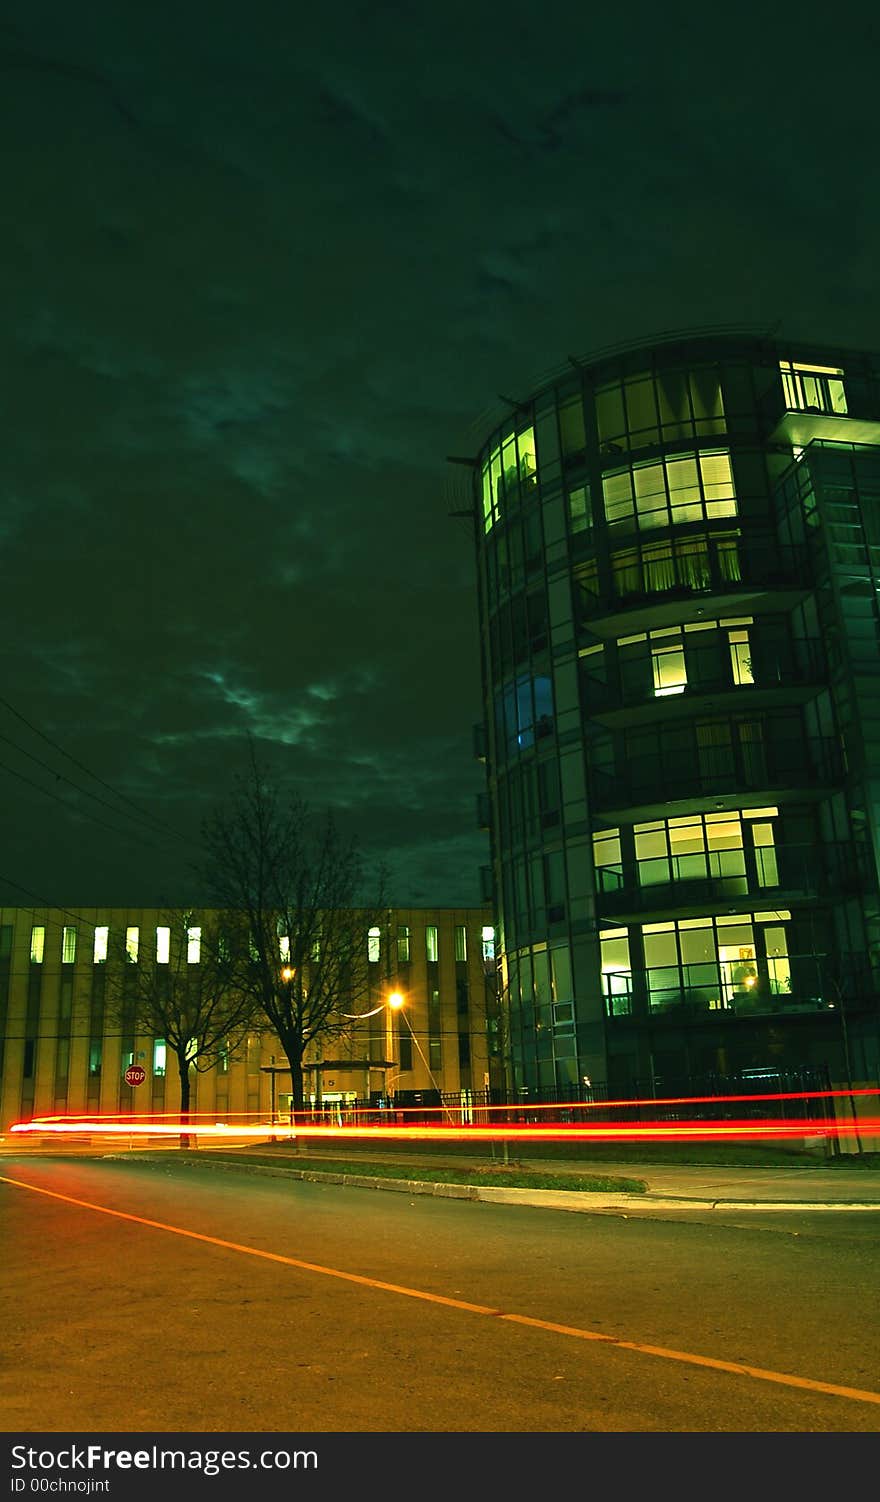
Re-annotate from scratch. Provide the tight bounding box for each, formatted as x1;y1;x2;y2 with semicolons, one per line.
779;361;847;415
652;643;687;696
729;629;754;685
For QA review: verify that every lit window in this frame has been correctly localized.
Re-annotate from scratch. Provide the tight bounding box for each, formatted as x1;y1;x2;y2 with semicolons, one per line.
426;925;439;963
187;926;201;964
779;360;846;416
481;424;536;533
62;926;77;964
156;926;170;964
600;928;631;1015
153;1039;166;1078
568;484;591;534
603;450;736;531
593;828;623;892
367;926;381;963
279;934;291;962
651;641;687;697
729;629;754;685
454;925;467;962
397;925;410;963
125;926;139;962
481;925;495;962
30;926;45;964
93;926;109;964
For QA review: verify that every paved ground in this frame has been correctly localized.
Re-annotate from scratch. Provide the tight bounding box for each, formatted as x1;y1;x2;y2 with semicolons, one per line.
180;1145;880;1213
7;1139;880;1212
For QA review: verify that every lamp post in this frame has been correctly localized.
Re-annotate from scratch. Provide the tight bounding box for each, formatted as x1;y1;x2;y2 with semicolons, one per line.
341;989;405;1106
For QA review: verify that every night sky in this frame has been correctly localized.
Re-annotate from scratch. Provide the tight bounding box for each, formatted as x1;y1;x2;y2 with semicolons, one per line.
2;1;879;911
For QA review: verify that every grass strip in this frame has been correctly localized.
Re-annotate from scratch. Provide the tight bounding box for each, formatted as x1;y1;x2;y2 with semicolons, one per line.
189;1151;647;1194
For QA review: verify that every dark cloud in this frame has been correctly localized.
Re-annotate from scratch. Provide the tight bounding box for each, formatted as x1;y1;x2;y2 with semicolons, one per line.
1;0;879;909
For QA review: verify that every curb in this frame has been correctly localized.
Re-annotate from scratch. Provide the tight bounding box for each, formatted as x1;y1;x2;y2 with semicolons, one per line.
104;1154;880;1213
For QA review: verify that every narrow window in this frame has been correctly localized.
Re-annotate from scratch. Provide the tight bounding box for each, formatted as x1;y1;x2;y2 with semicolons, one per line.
652;640;687;696
367;926;381;964
30;926;45;964
454;925;467;962
153;1039;166;1077
125;926;140;962
481;926;496;962
156;926;170;964
62;926;77;964
186;926;201;964
729;629;754;685
93;926;109;964
426;925;439;963
397;925;410;963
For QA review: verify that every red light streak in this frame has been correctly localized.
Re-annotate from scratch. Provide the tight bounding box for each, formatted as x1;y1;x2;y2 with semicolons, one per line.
7;1088;876;1147
9;1115;879;1144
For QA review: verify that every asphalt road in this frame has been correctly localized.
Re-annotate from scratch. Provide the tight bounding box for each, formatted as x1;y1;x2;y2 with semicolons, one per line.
3;1154;880;1435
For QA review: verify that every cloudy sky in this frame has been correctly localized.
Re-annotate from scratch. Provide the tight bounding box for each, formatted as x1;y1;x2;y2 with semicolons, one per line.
2;0;879;911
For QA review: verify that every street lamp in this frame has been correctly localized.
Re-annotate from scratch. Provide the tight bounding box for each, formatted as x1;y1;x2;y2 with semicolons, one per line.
340;989;406;1105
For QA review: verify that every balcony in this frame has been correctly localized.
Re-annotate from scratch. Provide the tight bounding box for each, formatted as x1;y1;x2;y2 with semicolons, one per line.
602;953;836;1021
594;840;863;920
584;638;826;722
589;735;845;816
761;368;880;451
473;722;488;762
578;539;810;628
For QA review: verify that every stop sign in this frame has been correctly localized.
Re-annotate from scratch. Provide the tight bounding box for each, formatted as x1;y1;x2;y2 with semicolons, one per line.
124;1065;146;1086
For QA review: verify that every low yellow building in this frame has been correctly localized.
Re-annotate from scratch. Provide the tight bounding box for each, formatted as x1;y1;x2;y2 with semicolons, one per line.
0;905;503;1132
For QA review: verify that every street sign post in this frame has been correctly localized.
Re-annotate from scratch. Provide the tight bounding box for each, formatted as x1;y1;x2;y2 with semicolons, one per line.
124;1065;146;1086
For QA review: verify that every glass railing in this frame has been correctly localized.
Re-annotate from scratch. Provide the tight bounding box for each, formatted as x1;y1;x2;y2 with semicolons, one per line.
602;954;836;1019
594;841;862;913
583;638;826;715
590;735;844;810
578;538;809;618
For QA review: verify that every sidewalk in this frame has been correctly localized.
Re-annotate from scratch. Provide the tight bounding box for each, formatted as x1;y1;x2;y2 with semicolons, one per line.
187;1146;880;1214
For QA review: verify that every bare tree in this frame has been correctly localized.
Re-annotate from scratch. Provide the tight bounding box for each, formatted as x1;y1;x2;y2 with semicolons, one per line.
106;911;260;1145
201;752;387;1114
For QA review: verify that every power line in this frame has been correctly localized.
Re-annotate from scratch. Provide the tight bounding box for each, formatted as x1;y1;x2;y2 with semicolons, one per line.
0;728;191;849
0;691;193;846
0;753;179;853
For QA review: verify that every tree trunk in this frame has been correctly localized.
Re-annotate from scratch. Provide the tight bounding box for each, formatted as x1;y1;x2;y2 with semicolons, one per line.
280;1047;306;1151
177;1055;193;1149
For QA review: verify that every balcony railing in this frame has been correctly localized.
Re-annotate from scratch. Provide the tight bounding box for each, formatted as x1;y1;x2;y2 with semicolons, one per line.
594;840;870;914
602;954;835;1020
584;638;827;717
578;539;809;619
589;734;845;811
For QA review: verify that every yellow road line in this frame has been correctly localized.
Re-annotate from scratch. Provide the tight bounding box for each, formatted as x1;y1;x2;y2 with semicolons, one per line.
4;1172;880;1409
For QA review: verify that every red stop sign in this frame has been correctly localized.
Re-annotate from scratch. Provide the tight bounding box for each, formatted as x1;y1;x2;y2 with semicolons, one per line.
124;1065;146;1086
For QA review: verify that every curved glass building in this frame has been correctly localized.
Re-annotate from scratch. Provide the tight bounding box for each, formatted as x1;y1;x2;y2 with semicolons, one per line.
469;331;880;1096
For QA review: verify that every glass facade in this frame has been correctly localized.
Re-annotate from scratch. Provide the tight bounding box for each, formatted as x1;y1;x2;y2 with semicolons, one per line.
472;332;880;1095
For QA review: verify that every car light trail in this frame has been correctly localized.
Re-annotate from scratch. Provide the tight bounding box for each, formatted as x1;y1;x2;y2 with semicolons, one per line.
9;1114;879;1143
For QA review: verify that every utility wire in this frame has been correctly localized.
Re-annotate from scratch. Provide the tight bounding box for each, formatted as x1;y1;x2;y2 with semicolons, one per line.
0;691;194;846
0;729;190;848
0;753;179;853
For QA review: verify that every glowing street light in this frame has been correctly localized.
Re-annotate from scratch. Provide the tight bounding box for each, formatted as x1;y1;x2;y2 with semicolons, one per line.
341;989;406;1020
